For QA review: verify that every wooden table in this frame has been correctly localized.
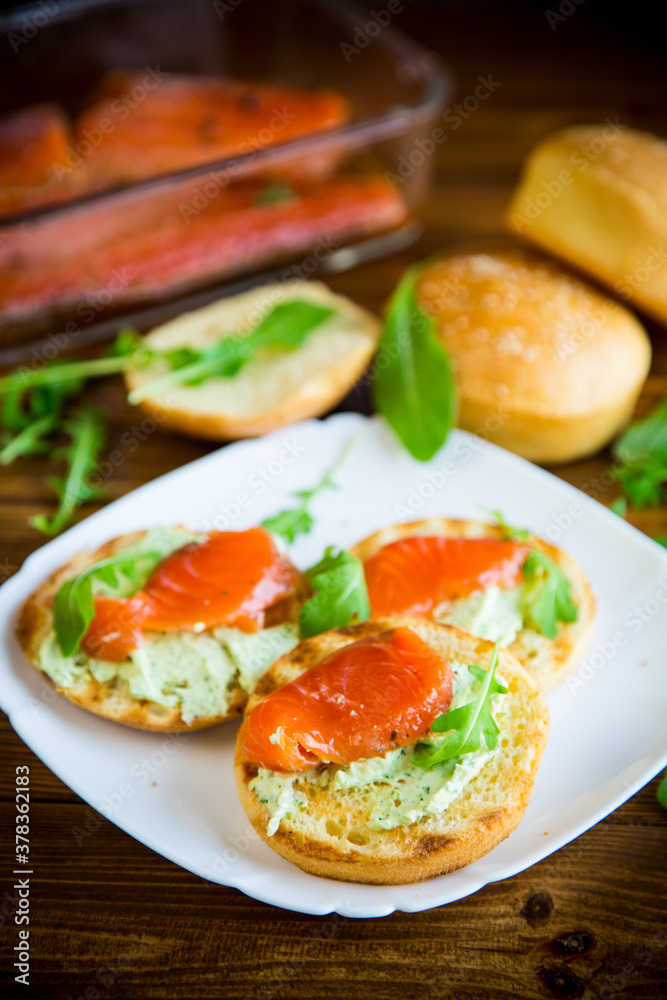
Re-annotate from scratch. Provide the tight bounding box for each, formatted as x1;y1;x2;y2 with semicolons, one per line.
2;2;667;997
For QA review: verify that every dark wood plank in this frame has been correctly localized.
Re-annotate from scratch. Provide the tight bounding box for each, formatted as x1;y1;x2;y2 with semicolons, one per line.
0;781;665;999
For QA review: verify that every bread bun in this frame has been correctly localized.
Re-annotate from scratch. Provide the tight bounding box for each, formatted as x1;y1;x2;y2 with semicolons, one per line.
350;518;596;693
416;250;651;463
506;124;667;325
124;280;380;441
16;530;303;733
235;619;549;885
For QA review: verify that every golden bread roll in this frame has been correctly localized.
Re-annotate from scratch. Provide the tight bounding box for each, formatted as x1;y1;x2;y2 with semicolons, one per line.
416;249;651;463
506;124;667;325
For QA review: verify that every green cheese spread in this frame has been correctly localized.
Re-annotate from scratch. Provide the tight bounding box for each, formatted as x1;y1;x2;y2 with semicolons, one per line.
250;661;508;836
38;527;300;725
435;585;524;645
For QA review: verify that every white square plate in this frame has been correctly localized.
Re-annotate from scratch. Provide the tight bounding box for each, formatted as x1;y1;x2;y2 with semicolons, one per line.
1;413;666;918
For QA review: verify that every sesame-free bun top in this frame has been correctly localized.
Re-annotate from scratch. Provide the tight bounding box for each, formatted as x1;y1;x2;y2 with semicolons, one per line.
416;249;651;464
505;125;667;325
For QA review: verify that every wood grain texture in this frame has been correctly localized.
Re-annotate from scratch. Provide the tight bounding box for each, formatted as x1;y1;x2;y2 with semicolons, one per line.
2;1;667;996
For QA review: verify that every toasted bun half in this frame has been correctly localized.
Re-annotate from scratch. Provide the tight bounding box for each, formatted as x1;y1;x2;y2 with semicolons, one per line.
235;618;549;885
350;518;596;692
416;250;651;464
506;124;667;326
124;280;380;441
16;530;302;733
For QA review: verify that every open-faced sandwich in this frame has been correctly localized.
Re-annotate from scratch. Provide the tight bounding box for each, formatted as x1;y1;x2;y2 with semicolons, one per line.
351;517;595;692
235;619;549;884
17;526;305;731
123;280;382;441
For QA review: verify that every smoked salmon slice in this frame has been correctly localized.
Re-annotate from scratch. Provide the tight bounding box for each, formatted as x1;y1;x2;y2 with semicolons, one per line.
82;595;149;662
241;627;453;771
363;537;529;618
0;174;407;329
81;528;299;662
75;73;350;185
0;104;81;218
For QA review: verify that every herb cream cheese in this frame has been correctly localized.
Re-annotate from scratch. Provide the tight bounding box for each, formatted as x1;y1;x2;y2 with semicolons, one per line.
250;660;508;836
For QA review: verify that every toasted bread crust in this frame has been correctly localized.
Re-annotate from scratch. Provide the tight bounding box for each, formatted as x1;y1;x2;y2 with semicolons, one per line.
235;619;549;884
350;518;596;693
16;529;302;733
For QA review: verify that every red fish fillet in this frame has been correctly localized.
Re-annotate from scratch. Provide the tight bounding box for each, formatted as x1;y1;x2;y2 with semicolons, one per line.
0;104;82;217
241;627;453;772
364;537;529;618
0;174;407;327
82;528;299;662
75;73;349;185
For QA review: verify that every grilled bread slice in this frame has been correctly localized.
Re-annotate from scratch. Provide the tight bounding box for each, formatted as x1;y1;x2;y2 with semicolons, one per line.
350;518;596;692
235;618;549;885
16;529;304;733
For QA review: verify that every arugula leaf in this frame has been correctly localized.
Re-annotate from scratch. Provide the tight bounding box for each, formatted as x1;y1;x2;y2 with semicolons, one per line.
127;300;336;404
0;355;133;398
299;547;370;638
487;510;578;639
0;330;149;417
413;642;507;768
254;180;295;207
656;537;667;550
658;771;667;810
0;372;85;465
521;549;578;640
261;439;355;543
612;395;667;509
30;408;106;535
107;328;144;358
483;508;532;542
372;265;457;462
53;550;162;656
261;496;316;543
0;414;57;464
609;497;627;518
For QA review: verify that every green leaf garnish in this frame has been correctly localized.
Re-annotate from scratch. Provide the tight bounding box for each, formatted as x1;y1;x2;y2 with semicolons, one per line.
609;497;627;518
488;510;578;639
254;180;296;207
655;537;667;550
299;547;370;638
0;355;131;397
413;642;507;767
53;550;162;656
483;508;532;542
658;771;667;810
30;407;106;536
372;264;457;462
106;328;144;358
261;439;355;543
612;395;667;509
521;549;578;640
0;414;57;464
0;331;151;411
261;496;317;544
127;300;336;404
0;369;85;465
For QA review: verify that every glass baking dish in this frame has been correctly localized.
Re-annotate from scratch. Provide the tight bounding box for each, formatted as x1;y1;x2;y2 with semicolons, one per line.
0;0;452;362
